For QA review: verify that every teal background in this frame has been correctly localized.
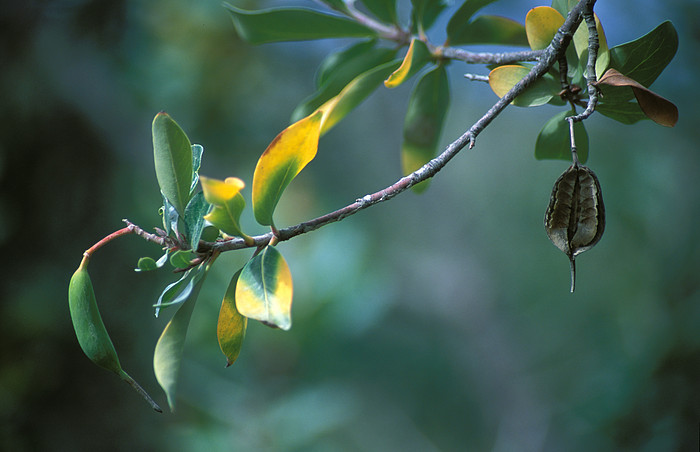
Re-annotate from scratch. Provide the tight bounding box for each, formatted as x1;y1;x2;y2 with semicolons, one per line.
1;1;698;451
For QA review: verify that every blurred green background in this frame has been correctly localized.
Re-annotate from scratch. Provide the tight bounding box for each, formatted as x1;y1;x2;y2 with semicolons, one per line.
1;1;698;451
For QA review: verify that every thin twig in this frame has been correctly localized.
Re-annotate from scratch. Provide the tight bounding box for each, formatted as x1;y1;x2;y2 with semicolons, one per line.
464;73;489;82
568;3;599;122
440;47;544;65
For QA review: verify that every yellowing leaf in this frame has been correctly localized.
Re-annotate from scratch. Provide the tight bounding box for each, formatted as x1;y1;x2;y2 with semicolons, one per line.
200;176;248;239
488;65;555;107
235;246;293;330
217;270;247;366
384;38;431;88
594;68;678;127
252;111;323;226
200;176;245;205
573;13;609;78
525;6;564;50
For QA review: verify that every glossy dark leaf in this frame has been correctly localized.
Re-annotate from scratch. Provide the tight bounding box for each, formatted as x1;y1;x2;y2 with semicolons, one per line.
609;21;678;89
153;265;208;411
402;65;449;193
448;15;527;46
224;4;376;44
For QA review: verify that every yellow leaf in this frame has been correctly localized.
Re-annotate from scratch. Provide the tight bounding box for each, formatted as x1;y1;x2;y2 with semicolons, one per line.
525;6;564;50
252;111;323;226
384;38;431;89
200;176;245;206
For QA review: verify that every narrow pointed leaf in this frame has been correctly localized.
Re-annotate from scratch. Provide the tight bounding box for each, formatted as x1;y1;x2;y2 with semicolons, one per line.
218;270;247;366
318;59;402;134
153;112;193;216
236;246;293;330
594;68;678;127
535;109;589;163
401;65;449;193
253;112;323;226
525;6;564;50
154;268;194;317
224;4;376;44
293;42;396;122
488;64;557;107
153;265;207;411
384;39;432;88
448;15;527;46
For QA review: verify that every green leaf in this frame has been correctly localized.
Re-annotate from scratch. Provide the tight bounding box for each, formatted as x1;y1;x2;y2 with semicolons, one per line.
293;42;397;122
596;101;648;125
401;65;449;193
384;38;432;88
136;257;158;272
200;225;220;242
223;4;376;44
169;250;195;269
189;144;204;196
488;64;558;107
217;270;247;367
152;112;193;216
550;0;577;17
236;246;293;330
200;176;248;238
160;193;179;237
446;0;498;42
183;191;211;250
534;110;589;163
359;0;398;24
317;59;402;134
153;264;208;411
609;21;678;89
154;268;196;317
253;112;324;226
447;15;528;47
410;0;447;33
525;6;564;50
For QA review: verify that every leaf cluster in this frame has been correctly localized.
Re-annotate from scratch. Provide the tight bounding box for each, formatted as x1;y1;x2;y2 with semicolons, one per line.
67;0;680;412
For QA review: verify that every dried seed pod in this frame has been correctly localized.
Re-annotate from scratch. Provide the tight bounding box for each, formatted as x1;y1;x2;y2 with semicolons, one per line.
545;164;605;292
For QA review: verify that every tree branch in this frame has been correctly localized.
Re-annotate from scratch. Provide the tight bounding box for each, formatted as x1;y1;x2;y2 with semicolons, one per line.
568;5;600;122
198;0;595;254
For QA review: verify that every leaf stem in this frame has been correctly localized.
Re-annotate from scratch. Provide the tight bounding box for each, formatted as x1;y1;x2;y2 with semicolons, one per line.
84;227;133;258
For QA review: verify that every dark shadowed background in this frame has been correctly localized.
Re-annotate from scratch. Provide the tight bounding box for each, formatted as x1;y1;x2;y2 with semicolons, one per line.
1;1;698;451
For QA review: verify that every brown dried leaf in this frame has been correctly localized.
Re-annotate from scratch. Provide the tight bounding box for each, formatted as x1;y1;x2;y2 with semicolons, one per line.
595;68;678;127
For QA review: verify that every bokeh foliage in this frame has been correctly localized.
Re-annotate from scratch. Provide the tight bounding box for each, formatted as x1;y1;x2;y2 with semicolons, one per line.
1;0;699;451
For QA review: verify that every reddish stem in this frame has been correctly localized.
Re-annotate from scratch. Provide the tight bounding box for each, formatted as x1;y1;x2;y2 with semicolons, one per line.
84;227;133;258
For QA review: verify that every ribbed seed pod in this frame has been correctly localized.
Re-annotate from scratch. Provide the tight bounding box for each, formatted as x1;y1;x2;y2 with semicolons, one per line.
545;164;605;292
